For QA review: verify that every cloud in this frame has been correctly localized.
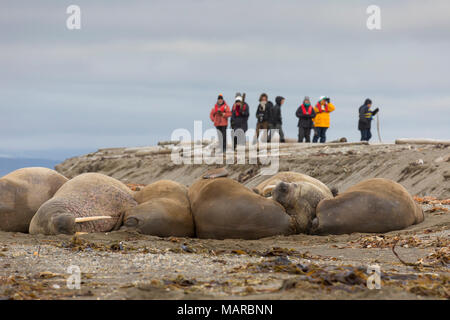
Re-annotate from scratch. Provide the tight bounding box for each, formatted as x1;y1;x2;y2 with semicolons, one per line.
0;0;449;158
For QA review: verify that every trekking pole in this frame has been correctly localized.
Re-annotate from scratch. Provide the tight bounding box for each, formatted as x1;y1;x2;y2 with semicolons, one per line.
376;113;382;143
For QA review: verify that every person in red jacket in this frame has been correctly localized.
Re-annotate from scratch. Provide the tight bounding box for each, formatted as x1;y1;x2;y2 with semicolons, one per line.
210;94;231;152
295;96;316;142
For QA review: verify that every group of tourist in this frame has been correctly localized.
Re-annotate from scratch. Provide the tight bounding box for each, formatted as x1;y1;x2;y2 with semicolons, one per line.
210;93;379;151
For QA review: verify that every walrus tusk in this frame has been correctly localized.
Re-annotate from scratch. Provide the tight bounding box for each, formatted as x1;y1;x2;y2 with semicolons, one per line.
74;216;112;223
262;185;277;195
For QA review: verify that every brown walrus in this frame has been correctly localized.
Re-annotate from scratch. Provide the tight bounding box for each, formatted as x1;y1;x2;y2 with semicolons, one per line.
311;178;425;235
122;180;194;237
29;173;137;235
253;172;334;234
188;178;295;240
0;167;68;233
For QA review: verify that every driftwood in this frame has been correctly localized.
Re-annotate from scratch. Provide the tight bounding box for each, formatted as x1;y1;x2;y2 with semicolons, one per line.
395;138;450;146
157;140;181;146
257;141;369;151
329;137;348;143
93;140;374;160
298;141;369;149
135;148;171;157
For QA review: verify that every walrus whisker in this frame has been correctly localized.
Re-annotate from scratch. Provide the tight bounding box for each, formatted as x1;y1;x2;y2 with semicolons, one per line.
74;216;112;223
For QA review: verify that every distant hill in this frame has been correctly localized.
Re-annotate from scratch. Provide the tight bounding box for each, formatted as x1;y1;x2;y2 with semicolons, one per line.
0;157;61;177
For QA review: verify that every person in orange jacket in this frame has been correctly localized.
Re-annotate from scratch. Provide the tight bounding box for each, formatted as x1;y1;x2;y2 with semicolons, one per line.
210;94;232;151
312;96;335;143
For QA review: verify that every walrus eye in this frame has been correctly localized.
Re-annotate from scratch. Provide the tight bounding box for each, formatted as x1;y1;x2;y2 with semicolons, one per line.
124;217;139;227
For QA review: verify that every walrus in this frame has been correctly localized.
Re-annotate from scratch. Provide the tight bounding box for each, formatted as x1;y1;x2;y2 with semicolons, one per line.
188;178;295;240
311;178;425;235
122;180;195;237
29;173;137;235
252;172;334;233
0;167;68;233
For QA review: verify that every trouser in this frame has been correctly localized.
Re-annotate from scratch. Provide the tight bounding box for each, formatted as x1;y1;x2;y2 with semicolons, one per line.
268;123;285;142
232;128;247;150
360;129;372;141
298;127;312;143
312;127;328;143
216;126;227;151
256;121;269;138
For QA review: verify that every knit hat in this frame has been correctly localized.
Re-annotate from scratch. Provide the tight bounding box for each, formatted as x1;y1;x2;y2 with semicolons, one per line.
319;96;326;101
218;94;224;100
235;96;243;102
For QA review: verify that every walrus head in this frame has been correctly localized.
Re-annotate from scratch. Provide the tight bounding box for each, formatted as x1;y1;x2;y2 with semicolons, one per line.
49;213;77;235
272;182;294;209
122;216;141;229
29;202;77;235
121;199;194;237
29;201;113;235
272;181;311;233
272;181;332;234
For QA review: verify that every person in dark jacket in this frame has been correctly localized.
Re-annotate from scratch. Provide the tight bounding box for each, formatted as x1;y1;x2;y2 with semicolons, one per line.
268;96;285;143
358;98;379;142
295;96;316;143
255;93;273;140
231;95;249;149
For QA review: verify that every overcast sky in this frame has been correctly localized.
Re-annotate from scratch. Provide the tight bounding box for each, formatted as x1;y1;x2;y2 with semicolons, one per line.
0;0;449;160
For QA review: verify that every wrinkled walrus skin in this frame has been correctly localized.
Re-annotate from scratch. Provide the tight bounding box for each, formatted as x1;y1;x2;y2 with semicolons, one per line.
253;171;333;197
311;178;424;235
29;173;137;235
272;180;333;234
0;167;68;233
122;180;195;237
188;178;295;240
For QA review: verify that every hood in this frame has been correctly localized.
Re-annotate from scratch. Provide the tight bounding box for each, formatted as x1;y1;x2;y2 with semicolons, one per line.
275;96;284;105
